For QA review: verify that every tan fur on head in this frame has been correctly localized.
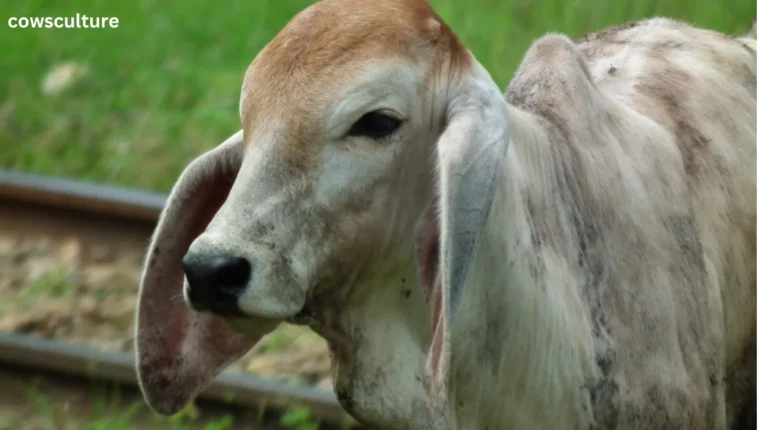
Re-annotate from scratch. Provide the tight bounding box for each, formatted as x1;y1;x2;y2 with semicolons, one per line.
239;0;469;151
136;1;756;428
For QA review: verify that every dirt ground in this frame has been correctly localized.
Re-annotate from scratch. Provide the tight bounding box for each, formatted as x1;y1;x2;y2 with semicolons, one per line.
0;233;333;390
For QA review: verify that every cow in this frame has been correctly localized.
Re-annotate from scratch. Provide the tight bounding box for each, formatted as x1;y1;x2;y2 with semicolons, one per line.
134;1;757;428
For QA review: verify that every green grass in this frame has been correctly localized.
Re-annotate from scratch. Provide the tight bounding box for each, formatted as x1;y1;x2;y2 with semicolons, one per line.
0;0;754;192
0;372;328;430
2;375;238;430
18;264;77;308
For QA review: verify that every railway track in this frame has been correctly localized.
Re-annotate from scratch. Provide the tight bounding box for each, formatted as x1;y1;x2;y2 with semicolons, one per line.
0;169;355;429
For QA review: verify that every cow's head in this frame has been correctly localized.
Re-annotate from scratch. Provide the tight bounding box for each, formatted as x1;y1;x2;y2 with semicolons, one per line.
135;0;509;426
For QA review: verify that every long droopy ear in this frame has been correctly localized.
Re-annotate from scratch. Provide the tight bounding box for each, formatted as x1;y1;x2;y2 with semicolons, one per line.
135;130;262;415
424;65;510;412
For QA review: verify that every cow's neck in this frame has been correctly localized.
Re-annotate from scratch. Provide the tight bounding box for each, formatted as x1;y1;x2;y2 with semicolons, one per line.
311;248;448;429
443;104;597;429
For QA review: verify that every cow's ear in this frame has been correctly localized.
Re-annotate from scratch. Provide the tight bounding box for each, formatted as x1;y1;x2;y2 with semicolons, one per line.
422;66;510;412
135;130;263;415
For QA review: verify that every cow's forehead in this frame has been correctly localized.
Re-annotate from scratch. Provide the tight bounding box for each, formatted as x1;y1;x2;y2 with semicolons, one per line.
238;0;470;140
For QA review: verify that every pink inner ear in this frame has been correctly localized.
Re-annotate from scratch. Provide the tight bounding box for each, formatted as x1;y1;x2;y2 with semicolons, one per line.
428;276;444;375
192;178;233;247
415;206;447;377
136;146;263;416
416;205;450;410
417;208;441;304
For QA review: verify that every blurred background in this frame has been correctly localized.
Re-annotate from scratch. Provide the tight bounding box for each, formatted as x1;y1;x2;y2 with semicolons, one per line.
0;0;755;429
1;0;755;192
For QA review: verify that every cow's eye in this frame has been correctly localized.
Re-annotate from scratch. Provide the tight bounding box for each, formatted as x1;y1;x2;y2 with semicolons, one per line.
348;111;403;139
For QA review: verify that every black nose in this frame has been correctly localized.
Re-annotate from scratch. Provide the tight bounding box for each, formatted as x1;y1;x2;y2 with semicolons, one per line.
182;254;251;316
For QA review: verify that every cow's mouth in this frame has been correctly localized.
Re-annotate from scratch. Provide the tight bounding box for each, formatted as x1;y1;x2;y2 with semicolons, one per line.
288;300;318;326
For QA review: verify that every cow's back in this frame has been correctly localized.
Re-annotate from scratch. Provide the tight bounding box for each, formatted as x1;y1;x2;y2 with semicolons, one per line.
577;18;756;427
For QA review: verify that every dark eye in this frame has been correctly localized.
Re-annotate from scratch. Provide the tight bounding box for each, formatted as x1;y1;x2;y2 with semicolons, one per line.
347;111;403;139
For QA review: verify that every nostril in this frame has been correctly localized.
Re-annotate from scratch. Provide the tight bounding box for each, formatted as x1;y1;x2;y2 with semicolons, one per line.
182;255;205;291
182;254;211;309
211;256;251;293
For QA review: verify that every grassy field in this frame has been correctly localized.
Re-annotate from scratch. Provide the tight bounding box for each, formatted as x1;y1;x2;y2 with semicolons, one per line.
0;0;754;192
